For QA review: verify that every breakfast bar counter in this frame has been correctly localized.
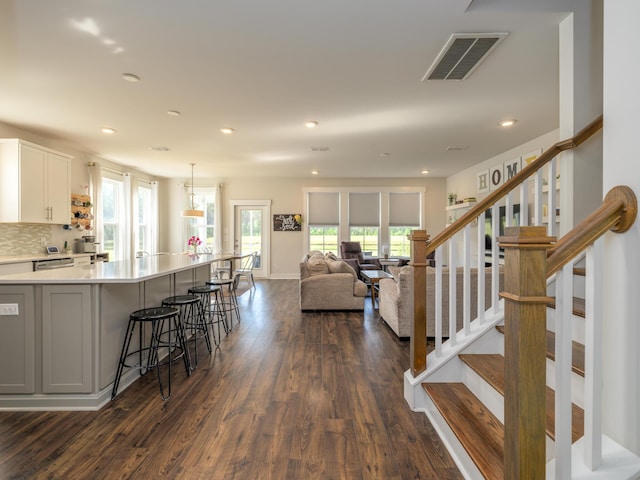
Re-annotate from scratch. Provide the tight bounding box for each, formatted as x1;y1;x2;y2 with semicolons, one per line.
0;254;230;410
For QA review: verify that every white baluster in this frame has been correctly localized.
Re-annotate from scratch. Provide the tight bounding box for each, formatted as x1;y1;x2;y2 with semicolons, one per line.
554;263;573;479
519;181;529;227
463;224;471;335
448;232;457;345
490;204;500;313
435;245;443;355
548;158;557;236
584;239;603;469
534;169;543;225
476;211;486;324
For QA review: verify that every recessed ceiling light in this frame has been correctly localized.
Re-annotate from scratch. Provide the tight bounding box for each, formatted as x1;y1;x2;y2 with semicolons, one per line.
167;110;181;116
499;119;517;127
122;73;140;83
101;127;116;134
311;170;319;175
421;169;430;175
305;121;318;128
149;146;170;151
220;127;235;134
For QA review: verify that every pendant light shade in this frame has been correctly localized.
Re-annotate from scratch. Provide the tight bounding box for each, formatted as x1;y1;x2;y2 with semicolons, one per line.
183;163;204;218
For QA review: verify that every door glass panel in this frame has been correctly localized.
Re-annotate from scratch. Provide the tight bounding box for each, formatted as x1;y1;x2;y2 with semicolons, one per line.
240;209;262;268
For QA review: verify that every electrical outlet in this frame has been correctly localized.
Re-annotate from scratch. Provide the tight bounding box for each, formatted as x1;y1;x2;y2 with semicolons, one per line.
0;304;19;315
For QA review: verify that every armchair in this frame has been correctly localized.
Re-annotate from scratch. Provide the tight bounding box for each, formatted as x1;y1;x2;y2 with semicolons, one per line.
339;241;381;277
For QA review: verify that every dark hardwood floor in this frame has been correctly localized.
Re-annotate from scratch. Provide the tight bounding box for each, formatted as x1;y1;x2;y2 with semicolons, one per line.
0;280;461;479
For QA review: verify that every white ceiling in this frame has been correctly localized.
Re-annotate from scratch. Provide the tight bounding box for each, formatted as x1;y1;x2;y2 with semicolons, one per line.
0;0;575;180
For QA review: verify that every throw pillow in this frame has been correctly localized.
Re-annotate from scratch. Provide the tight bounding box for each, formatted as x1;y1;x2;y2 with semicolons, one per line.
325;251;338;261
307;254;330;276
326;259;357;280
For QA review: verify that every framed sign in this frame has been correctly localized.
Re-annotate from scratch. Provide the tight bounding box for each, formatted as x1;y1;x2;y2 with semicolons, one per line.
273;214;302;231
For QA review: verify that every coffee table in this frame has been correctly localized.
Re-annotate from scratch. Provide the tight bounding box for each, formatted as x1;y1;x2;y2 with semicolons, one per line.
360;269;393;309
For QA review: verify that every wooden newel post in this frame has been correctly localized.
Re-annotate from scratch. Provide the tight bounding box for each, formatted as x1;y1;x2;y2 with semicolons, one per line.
499;226;555;479
409;229;429;376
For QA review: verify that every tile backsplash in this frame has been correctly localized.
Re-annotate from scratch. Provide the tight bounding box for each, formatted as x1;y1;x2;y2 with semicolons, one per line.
0;223;81;256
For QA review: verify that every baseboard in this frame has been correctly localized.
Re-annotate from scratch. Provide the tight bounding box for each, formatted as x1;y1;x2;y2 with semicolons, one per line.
268;273;299;280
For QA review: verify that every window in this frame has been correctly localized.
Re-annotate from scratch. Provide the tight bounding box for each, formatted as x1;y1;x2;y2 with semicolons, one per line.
388;192;420;256
349;192;380;255
388;227;412;256
305;188;423;257
101;175;126;261
184;188;217;250
307;192;339;254
134;182;157;255
349;226;379;255
309;226;338;253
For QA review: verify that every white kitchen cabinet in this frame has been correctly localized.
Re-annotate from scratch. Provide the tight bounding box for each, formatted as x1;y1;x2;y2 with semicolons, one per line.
0;139;71;224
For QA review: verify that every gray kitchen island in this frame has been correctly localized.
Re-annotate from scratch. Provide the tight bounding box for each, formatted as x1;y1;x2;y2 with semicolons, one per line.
0;253;230;410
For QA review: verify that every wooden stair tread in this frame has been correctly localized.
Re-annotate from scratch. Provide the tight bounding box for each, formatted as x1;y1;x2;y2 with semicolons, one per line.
547;296;586;318
423;383;504;480
459;354;584;442
573;267;586;276
495;326;585;377
545;330;585;377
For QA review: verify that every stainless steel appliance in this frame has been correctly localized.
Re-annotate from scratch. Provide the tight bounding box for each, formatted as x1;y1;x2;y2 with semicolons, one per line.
74;236;99;254
33;257;74;271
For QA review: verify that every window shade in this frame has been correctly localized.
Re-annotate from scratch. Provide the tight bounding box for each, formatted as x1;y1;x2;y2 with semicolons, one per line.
349;192;380;226
308;192;339;225
389;192;421;226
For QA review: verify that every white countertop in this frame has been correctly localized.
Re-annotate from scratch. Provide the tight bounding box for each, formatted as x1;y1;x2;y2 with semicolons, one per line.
0;253;93;265
0;253;230;284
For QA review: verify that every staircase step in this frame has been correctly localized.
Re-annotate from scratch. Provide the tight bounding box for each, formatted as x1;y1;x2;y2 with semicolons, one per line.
547;296;586;318
423;383;504;480
496;326;585;377
573;267;586;276
459;354;584;442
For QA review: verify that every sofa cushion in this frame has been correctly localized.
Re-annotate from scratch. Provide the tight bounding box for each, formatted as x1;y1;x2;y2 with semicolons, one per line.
307;254;330;276
326;259;357;280
325;252;338;261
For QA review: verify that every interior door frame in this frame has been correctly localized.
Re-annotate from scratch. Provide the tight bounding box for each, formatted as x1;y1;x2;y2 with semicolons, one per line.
229;199;271;278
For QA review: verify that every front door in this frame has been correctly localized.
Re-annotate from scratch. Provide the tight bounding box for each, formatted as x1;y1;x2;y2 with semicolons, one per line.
233;202;270;278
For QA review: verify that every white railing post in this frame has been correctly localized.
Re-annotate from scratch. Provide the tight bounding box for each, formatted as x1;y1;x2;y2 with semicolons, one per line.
448;232;458;345
554;263;574;479
435;245;443;355
477;212;486;324
584;238;603;469
463;224;471;335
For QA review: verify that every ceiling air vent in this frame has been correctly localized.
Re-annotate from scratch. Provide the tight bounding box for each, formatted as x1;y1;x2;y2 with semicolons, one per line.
311;146;329;152
422;33;508;81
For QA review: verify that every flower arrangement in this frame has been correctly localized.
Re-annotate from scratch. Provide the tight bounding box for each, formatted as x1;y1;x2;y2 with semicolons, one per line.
187;235;202;251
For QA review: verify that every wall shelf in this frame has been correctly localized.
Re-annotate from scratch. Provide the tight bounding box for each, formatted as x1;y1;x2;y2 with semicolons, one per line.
70;194;92;229
446;201;476;211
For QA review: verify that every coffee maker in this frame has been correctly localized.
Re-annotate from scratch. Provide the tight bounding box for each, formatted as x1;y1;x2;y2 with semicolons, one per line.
74;236;98;254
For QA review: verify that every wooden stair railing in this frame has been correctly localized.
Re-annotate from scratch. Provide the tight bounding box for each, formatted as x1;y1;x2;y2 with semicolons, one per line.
409;115;603;377
498;185;636;478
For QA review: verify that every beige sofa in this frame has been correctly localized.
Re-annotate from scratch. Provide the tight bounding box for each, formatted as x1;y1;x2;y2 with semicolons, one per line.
300;251;368;310
378;265;503;338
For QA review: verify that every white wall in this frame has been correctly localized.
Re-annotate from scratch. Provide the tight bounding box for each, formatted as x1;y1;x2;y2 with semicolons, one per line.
602;0;640;456
446;129;560;203
219;177;446;277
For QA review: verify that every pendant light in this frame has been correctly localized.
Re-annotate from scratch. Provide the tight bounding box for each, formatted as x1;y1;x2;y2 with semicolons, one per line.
183;163;204;218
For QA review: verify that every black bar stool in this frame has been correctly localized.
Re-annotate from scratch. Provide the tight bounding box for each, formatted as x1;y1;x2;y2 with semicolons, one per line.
188;284;227;347
207;277;241;331
161;294;202;369
112;306;186;401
